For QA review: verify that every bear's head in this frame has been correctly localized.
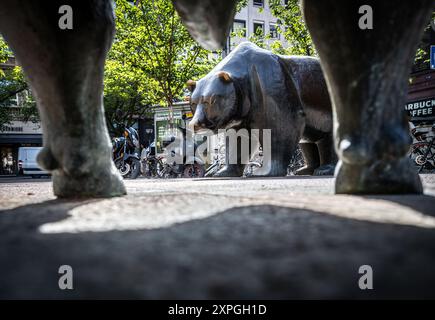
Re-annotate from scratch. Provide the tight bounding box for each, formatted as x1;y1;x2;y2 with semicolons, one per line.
187;71;244;133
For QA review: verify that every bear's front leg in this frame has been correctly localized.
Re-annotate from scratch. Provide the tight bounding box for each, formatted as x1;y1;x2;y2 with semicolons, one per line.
0;0;126;197
213;164;245;177
213;130;248;177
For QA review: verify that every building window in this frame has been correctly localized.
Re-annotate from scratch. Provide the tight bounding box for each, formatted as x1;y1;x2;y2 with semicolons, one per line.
253;21;264;36
233;19;247;37
253;0;264;7
269;23;279;39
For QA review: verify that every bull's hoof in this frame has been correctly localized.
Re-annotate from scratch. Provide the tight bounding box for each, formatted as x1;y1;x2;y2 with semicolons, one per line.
313;163;336;176
295;166;316;175
52;164;126;198
335;158;423;195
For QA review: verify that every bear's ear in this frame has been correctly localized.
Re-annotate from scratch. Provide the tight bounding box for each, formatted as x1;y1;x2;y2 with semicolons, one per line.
216;71;233;83
186;80;196;92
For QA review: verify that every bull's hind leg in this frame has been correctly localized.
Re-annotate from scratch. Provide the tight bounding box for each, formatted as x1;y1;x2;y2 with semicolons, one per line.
0;0;126;197
302;0;433;194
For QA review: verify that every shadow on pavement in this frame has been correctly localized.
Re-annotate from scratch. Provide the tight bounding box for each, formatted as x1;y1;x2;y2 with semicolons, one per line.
364;194;435;217
1;199;435;299
0;176;51;183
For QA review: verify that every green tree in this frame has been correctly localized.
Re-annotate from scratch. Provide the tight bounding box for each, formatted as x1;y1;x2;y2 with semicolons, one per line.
230;0;313;56
0;37;9;66
269;1;432;64
413;12;435;71
236;0;248;12
0;36;38;130
104;0;218;135
269;0;315;56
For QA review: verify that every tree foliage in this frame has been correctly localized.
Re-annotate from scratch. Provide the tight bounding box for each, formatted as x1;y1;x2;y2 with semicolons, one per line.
0;36;38;130
104;0;218;135
269;0;315;56
230;0;314;56
414;12;435;70
0;37;9;67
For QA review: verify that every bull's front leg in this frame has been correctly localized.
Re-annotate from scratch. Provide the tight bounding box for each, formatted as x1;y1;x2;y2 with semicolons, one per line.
302;0;434;194
0;0;126;197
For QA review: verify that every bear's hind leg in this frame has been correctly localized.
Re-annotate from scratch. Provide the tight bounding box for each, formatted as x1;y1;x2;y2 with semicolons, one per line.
295;143;320;175
313;134;337;176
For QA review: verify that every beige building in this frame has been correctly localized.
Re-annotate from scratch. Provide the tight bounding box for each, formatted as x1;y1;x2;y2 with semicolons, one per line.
0;57;42;175
226;0;288;53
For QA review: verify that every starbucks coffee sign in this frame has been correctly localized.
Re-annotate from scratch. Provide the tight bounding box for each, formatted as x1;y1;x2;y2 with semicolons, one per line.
405;98;435;118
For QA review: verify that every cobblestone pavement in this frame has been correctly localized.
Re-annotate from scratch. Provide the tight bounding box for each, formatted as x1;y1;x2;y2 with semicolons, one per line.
0;175;435;299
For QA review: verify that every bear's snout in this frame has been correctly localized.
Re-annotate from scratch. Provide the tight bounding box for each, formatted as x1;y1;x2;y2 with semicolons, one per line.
189;104;214;132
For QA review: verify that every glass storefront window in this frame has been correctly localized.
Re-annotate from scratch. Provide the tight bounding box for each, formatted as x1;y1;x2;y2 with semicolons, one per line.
155;111;183;154
0;146;16;175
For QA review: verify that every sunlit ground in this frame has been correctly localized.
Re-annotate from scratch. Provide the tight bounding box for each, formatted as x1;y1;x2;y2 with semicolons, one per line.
1;175;435;298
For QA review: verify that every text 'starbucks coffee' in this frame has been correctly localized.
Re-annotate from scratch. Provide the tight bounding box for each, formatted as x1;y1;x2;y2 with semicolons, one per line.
405;98;435;118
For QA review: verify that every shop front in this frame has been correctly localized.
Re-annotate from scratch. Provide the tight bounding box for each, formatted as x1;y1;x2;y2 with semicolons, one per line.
407;69;435;122
153;102;216;163
0;133;42;175
154;109;185;155
406;68;435;172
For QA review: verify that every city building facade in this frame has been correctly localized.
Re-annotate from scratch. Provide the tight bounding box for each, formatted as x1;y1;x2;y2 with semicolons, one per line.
0;57;42;175
225;0;288;54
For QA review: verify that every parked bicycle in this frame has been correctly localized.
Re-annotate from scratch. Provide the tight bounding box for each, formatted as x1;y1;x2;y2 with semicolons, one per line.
140;141;165;178
140;134;205;179
409;122;435;172
205;144;226;177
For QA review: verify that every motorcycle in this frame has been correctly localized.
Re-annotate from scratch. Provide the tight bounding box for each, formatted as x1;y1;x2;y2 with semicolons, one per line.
112;127;141;179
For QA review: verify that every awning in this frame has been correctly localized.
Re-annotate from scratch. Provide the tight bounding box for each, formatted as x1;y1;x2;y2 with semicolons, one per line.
0;134;43;144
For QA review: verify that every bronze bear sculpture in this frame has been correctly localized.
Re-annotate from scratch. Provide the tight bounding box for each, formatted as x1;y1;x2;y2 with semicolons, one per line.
179;0;434;194
0;0;433;196
188;42;336;177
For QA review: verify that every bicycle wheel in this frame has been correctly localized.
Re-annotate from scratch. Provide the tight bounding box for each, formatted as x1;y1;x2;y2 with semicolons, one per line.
409;142;433;172
183;163;205;178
